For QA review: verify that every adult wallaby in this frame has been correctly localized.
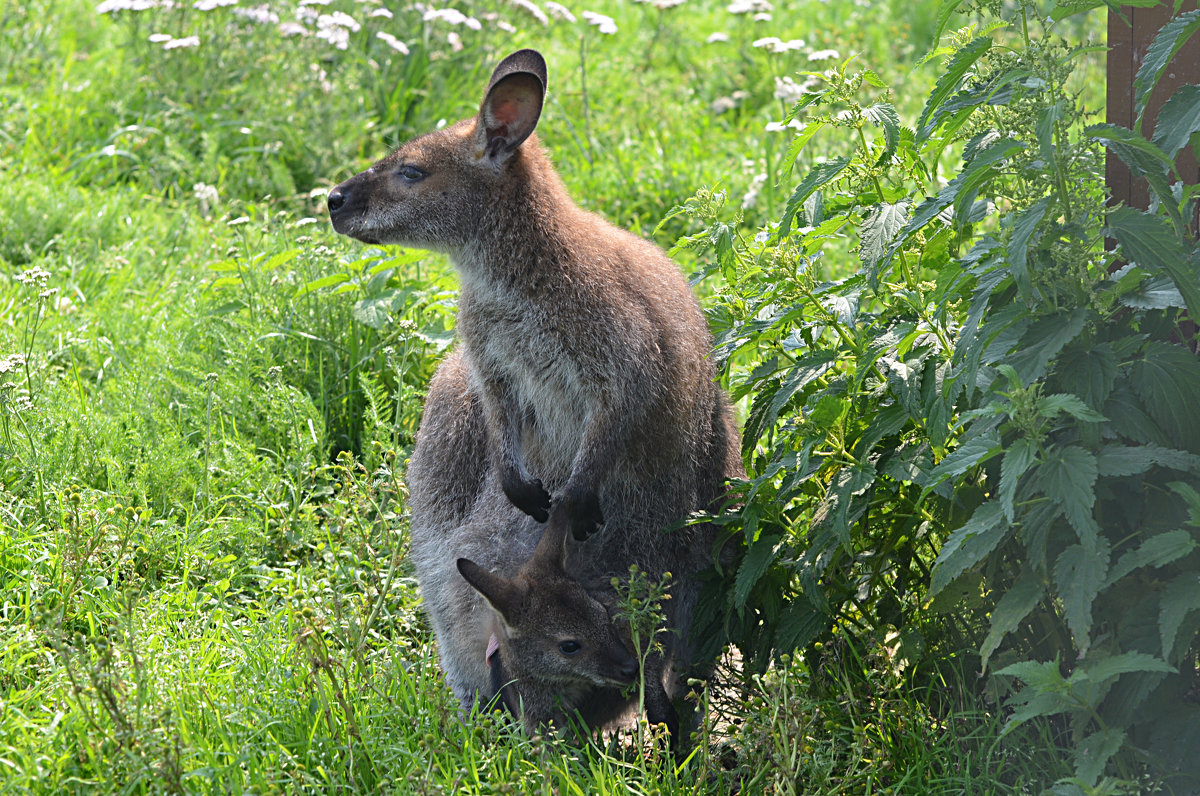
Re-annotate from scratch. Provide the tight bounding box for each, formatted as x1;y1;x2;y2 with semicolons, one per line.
328;49;742;742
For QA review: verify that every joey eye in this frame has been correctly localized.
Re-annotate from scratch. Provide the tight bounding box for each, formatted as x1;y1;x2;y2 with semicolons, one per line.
396;165;427;184
558;640;582;656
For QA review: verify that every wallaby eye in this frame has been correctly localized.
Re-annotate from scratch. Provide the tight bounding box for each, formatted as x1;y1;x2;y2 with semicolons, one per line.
558;640;582;656
396;164;427;184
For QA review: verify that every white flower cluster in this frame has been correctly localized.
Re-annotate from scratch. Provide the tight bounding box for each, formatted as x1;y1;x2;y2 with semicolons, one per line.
423;7;483;29
581;9;616;33
753;36;804;53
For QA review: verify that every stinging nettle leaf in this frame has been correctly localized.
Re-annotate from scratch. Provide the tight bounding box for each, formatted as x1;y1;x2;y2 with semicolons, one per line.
1104;529;1199;589
1053;537;1111;654
1134;9;1200;119
1006;196;1050;299
859;201;910;271
1072;729;1127;789
1107;208;1200;319
1160;572;1200;662
1039;445;1099;540
918;36;994;140
930;499;1009;595
775;157;851;242
999;437;1037;522
980;567;1044;673
863;103;901;165
1152;84;1200;161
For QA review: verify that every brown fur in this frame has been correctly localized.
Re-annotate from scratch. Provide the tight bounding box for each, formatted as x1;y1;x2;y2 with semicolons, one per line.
329;49;743;744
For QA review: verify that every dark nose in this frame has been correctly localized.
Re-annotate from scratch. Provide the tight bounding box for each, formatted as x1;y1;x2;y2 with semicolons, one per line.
620;660;638;681
327;188;346;214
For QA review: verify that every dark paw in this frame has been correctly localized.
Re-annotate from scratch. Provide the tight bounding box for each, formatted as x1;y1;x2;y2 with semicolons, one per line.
563;488;604;541
502;472;551;522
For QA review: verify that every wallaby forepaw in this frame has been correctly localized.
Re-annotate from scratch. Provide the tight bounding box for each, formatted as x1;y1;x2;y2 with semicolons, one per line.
503;473;552;522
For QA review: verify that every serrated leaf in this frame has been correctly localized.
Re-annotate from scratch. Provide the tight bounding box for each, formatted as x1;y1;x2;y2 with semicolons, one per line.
1005;308;1088;384
863;103;901;165
860;201;910;271
1006;196;1049;298
1037;393;1108;423
981;567;1044;672
775;157;851;242
928;430;1002;484
1086;122;1175;177
1160;572;1200;661
1053;342;1118;410
1107;208;1200;318
1073;729;1126;788
1039;445;1098;539
1082;650;1174;684
918;36;994;139
783;119;827;169
1131;341;1200;451
296;272;350;298
999;437;1037;522
1152;84;1200;160
733;533;783;610
930;500;1009;595
1096;443;1200;478
773;595;827;656
1134;9;1200;118
1105;530;1199;589
1122;273;1187;310
930;0;969;47
1054;539;1110;653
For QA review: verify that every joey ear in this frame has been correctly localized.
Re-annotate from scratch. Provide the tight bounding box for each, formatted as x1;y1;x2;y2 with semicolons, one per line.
528;504;571;573
477;49;546;161
457;558;526;620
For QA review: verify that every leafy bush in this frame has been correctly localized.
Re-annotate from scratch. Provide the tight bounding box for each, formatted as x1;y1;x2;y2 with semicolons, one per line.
692;1;1200;790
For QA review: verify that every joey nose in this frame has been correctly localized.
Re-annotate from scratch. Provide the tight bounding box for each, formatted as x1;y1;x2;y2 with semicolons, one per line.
620;660;638;681
327;189;346;214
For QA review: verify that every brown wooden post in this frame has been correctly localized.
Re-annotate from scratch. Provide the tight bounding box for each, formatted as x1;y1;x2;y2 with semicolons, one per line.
1107;1;1200;233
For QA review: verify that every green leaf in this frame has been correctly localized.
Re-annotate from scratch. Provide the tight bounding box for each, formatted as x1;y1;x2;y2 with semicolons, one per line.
930;500;1009;596
1054;342;1118;410
1107;208;1200;319
999;437;1037;522
775;157;851;242
1006;196;1049;298
1134;9;1200;118
1037;393;1108;423
981;567;1044;672
1152;84;1200;160
1160;572;1200;661
1053;538;1110;653
1096;443;1200;478
918;36;994;139
860;201;910;271
296;271;350;298
931;0;969;46
1131;341;1200;451
1082;650;1174;684
1073;729;1126;788
773;594;828;656
928;430;1002;484
863;103;901;165
997;659;1075;734
1039;445;1098;540
783;119;827;169
1005;307;1088;385
733;533;783;611
1105;529;1199;589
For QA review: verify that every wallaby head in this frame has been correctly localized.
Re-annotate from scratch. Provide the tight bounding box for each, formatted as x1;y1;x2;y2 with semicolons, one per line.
327;48;548;251
455;506;639;700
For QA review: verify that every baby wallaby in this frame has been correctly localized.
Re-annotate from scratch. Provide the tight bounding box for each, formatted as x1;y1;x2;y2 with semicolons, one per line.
329;48;742;545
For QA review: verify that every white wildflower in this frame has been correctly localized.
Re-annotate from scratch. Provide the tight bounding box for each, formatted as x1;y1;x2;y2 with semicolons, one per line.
228;216;251;226
581;10;616;33
424;8;482;29
369;7;392;16
278;21;308;35
97;0;163;13
775;38;805;51
193;182;219;217
808;48;840;61
295;5;318;21
742;173;766;209
299;0;331;5
99;144;118;157
752;12;771;20
544;1;575;21
16;268;51;286
726;0;770;13
765;118;802;132
774;76;805;103
508;0;548;25
148;33;172;42
193;0;236;10
0;354;27;374
316;21;350;48
706;32;728;43
752;36;781;49
447;30;463;51
654;0;685;8
323;10;360;30
376;31;409;53
754;229;770;245
710;96;736;114
163;35;200;48
232;4;277;22
495;19;516;32
294;217;320;227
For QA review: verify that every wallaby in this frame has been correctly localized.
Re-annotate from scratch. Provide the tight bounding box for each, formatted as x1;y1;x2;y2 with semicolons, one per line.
328;49;743;743
404;349;686;739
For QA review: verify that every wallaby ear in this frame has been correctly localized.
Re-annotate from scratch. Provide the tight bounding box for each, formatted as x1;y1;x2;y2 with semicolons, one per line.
477;49;546;161
457;558;526;621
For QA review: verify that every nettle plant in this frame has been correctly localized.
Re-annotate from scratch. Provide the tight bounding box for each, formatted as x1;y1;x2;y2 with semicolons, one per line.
686;1;1200;789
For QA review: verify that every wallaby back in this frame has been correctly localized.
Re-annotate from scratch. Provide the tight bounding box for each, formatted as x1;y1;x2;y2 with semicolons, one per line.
332;49;743;744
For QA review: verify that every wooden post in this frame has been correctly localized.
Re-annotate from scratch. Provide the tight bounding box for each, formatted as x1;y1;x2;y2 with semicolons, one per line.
1107;1;1200;232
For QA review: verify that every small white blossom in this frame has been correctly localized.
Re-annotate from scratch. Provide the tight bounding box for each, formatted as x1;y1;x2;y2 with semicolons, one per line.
193;0;236;10
710;96;737;114
376;31;409;53
97;0;163;13
752;36;781;49
742;173;766;209
774;76;805;103
447;30;463;50
544;1;575;21
232;4;278;22
299;0;331;5
228;216;251;226
148;32;172;42
495;19;516;32
316;22;350;48
726;0;770;13
754;229;770;245
653;0;685;8
163;34;200;48
369;7;392;16
752;12;771;20
323;10;360;30
706;32;728;43
765;118;802;132
808;48;840;61
424;7;482;29
278;21;308;35
581;10;616;33
193;182;219;216
508;0;548;25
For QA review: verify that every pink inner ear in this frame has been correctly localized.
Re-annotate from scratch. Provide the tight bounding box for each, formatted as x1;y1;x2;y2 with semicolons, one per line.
491;97;524;127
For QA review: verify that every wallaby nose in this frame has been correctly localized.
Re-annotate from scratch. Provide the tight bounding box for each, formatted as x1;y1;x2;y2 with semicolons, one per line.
620;660;638;681
327;188;346;214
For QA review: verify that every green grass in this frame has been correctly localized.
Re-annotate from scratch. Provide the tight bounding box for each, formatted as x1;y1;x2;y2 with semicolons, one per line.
0;0;1101;791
